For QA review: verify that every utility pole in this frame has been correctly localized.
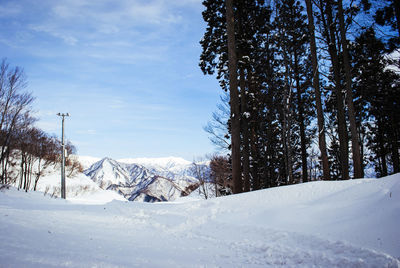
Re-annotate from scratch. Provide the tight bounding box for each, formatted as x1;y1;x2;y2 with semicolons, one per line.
57;113;69;199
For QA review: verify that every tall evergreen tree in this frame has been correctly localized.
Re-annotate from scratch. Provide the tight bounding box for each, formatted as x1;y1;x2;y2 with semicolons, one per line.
352;28;400;175
317;0;350;179
337;0;363;178
274;0;314;183
304;0;330;180
225;0;242;194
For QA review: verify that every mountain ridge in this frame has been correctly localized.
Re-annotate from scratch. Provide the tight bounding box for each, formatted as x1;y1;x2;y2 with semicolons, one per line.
83;156;204;202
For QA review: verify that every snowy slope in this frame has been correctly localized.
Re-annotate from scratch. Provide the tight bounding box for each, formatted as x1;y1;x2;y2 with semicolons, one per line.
133;176;188;202
0;174;399;267
34;169;127;204
6;158;126;204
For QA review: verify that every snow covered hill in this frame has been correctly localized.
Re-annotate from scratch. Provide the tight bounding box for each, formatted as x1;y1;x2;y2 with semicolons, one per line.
35;172;126;204
84;157;202;202
12;162;126;204
0;174;399;267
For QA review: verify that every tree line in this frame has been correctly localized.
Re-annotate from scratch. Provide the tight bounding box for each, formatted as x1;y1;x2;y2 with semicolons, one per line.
201;0;400;194
0;59;82;192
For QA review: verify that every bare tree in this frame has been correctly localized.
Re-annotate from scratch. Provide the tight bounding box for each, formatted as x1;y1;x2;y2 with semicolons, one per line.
210;155;232;196
0;59;34;184
31;131;59;191
191;158;211;199
203;93;230;152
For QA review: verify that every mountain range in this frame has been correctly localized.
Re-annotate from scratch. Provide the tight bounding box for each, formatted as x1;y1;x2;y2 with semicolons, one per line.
82;156;207;202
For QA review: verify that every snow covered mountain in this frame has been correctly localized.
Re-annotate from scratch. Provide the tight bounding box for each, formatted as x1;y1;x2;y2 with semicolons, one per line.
84;157;203;202
118;157;196;180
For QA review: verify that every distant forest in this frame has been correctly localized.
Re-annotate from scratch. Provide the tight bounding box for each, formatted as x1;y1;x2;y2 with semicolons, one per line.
201;0;400;193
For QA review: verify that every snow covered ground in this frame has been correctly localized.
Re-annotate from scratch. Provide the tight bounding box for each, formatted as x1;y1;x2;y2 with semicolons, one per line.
0;174;399;267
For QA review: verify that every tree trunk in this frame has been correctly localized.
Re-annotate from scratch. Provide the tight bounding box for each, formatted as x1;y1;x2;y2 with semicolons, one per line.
390;112;400;173
378;120;388;177
337;0;363;178
294;49;308;183
250;127;260;190
249;75;260;190
3;151;9;184
26;157;32;192
34;158;42;191
358;127;365;177
226;0;242;194
282;70;294;184
322;0;349;180
240;67;251;192
305;0;330;180
265;47;277;187
19;154;24;189
278;15;294;184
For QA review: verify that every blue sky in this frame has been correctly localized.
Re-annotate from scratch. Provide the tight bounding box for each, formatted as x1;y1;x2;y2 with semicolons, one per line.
0;0;222;160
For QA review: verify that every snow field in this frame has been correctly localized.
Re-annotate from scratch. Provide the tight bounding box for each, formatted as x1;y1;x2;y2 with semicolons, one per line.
0;174;399;267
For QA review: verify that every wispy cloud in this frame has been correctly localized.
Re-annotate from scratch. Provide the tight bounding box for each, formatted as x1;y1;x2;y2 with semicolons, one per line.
0;2;21;17
3;0;196;64
27;0;185;46
29;24;78;46
51;0;183;26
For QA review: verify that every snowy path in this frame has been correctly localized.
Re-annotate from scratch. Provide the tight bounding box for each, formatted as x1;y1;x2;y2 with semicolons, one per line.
1;174;400;267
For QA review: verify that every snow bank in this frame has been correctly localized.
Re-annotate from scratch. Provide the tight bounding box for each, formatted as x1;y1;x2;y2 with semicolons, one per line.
204;175;400;258
0;174;399;267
